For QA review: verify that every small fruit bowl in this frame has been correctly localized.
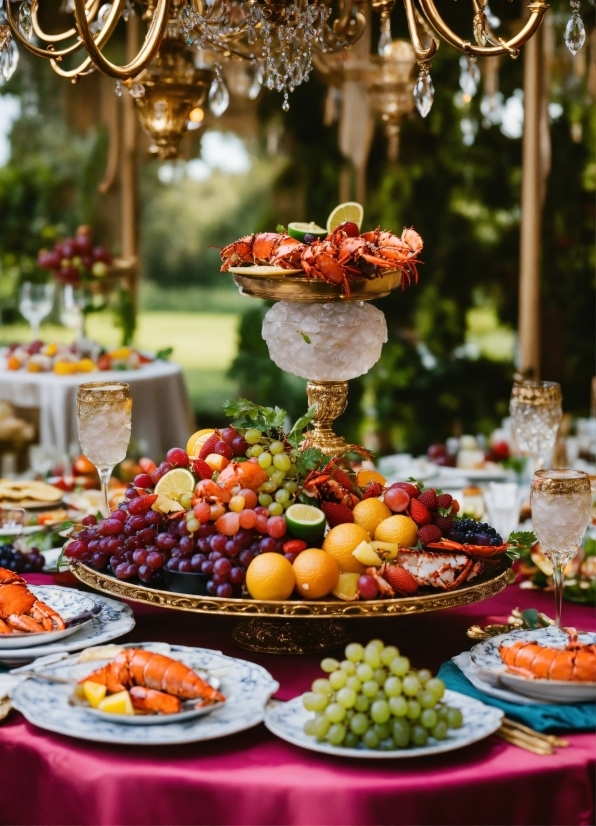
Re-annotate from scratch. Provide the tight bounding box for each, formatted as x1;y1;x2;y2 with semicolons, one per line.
163;570;210;596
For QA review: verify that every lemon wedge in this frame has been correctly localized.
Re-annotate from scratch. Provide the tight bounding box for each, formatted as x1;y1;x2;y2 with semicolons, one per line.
98;690;134;716
83;681;107;708
154;468;195;501
326;202;364;233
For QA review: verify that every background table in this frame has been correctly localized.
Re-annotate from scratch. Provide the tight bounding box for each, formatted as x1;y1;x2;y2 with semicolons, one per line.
0;362;194;457
0;581;594;826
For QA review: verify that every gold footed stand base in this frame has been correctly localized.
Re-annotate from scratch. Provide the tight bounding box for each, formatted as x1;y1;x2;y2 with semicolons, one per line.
232;618;351;654
306;380;361;456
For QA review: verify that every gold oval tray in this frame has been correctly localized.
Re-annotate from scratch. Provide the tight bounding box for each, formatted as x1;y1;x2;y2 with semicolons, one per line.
232;269;402;302
70;557;511;618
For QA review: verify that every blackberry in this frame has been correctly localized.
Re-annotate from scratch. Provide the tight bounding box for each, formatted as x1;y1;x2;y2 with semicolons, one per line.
448;519;502;546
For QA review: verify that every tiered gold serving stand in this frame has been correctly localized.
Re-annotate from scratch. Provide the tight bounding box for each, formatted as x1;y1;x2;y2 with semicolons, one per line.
71;269;512;653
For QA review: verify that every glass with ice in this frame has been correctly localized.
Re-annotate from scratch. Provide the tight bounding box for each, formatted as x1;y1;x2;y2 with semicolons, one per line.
77;382;132;514
510;381;562;471
530;469;591;627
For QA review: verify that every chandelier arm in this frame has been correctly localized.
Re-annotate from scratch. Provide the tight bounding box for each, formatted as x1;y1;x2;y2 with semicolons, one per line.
31;0;101;44
403;0;438;62
50;54;95;77
332;0;366;38
5;2;89;58
416;0;549;56
72;0;172;79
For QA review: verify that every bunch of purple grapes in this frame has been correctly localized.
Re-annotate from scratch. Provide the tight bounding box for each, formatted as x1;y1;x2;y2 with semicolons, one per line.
0;544;45;573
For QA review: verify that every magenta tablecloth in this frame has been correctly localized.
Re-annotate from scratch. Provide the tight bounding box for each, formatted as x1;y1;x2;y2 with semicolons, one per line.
1;577;594;826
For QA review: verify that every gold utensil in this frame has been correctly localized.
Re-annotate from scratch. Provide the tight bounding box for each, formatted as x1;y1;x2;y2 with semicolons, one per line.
467;608;555;641
0;696;10;722
503;717;568;748
496;727;553;755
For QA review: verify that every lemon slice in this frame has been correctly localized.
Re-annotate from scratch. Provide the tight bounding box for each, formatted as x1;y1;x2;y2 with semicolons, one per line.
287;222;327;241
154;468;195;501
285;503;326;544
186;428;215;457
326;202;364;233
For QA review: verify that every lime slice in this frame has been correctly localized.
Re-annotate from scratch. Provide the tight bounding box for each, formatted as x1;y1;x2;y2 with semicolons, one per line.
287;222;328;241
154;468;195;502
285;503;326;544
326;202;364;234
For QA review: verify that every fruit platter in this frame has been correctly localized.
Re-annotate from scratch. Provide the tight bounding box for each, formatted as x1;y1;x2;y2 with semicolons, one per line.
1;341;165;375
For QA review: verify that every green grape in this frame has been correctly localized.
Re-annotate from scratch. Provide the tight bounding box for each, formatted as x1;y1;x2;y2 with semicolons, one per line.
340;659;356;675
392;718;411;747
326;723;347;746
283;480;299;494
257;452;272;469
373;692;385;704
388;695;408;717
321;658;340;673
354;694;370;713
421;709;438;729
260;480;277;494
268;502;283;516
371;700;390;724
362;729;380;749
380;645;399;665
311;715;330;740
379;737;395;751
271;470;286;487
273;453;291;471
344;731;359;749
345;643;364;663
179;492;192;509
350;712;369;736
304;718;318;737
325;703;346;723
287;463;298;478
418;690;437;709
426;678;445;701
336;687;357;709
361;680;379;698
446;708;463;729
373;722;391;740
406;700;421;720
384;676;402;697
364;645;381;669
431;720;448;740
329;669;348;690
344;708;355;721
266;465;277;478
244;428;262;445
251;444;264;456
418;668;432;684
244;446;254;458
269;440;285;455
356;663;373;681
302;692;328;712
346;676;361;693
373;668;387;686
437;706;450;722
312;678;332;695
275;488;290;505
402;674;421;696
390;656;410;677
367;639;384;650
186;518;199;532
411;724;429;747
258;493;273;507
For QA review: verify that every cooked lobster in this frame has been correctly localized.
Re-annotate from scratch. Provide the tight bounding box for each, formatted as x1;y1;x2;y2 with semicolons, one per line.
499;629;596;682
0;567;65;634
81;648;225;713
425;538;511;559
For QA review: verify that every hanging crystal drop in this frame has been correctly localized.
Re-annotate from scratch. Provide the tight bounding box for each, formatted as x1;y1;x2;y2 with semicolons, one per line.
18;0;32;40
459;56;480;99
208;76;229;117
564;12;585;55
115;80;122;97
414;70;434;118
282;93;289;112
2;37;18;80
129;82;145;99
247;62;263;100
378;16;393;57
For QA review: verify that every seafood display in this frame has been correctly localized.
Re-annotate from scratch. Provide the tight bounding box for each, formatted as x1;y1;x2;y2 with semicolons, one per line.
499;629;596;682
0;567;65;634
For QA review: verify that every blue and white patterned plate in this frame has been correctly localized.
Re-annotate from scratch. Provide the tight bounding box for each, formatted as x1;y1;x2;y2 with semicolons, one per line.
0;586;135;664
264;690;503;759
0;588;97;649
11;642;279;745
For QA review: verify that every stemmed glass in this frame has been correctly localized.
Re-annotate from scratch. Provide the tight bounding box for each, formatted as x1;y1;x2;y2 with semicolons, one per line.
19;282;55;340
1;508;26;536
60;285;90;340
76;382;132;515
510;381;563;472
530;469;591;627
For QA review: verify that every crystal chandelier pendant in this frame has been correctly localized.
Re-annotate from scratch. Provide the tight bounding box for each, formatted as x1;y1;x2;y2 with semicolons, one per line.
414;68;434;118
18;0;32;41
564;0;585;55
129;82;145;99
378;16;393;57
209;72;229;117
114;80;123;97
2;36;19;81
459;56;480;99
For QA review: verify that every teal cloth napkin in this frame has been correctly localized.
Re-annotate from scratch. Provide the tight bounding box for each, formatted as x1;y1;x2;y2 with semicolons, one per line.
438;660;596;734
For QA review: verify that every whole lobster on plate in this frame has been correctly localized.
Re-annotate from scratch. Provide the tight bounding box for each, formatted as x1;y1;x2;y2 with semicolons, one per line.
499;629;596;682
0;568;65;634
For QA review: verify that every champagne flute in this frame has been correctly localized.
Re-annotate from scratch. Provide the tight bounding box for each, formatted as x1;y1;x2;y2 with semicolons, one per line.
530;469;591;627
19;282;55;341
76;382;132;515
510;381;563;472
60;284;90;340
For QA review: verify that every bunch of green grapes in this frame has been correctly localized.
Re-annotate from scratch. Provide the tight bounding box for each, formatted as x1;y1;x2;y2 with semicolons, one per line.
243;428;299;516
301;639;463;750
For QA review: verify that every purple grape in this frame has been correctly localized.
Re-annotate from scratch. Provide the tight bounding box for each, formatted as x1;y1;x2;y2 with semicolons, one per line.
171;548;183;559
260;536;277;554
168;521;181;537
303;233;316;244
133;549;149;565
238;549;254;568
107;538;123;554
178;522;190;537
206;580;217;595
156;533;177;551
224;540;241;557
201;560;214;576
129;515;147;532
147;551;166;570
209;550;223;562
197;523;215;538
115;562;130;578
211;533;227;553
138;565;153;582
216;583;233;598
166;558;180;571
91;552;108;569
145;511;163;526
179;536;195;555
178;559;193;573
197;538;211;554
213;557;232;576
110;509;127;523
124;536;142;551
125;487;140;499
211;573;227;587
229;567;245;585
191;553;206;571
88;540;100;553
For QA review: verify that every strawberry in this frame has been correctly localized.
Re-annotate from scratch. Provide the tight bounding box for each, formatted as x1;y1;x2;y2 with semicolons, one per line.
436;493;453;510
363;481;384;499
321;502;354;528
384;564;418;595
433;514;454;535
451;499;460;514
409;498;432;526
198;433;219;460
418;488;438;511
192;458;213;480
417;524;442;545
390;482;420;499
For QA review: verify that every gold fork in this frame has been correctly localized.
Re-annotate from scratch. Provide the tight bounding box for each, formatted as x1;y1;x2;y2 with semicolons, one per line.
496;717;569;754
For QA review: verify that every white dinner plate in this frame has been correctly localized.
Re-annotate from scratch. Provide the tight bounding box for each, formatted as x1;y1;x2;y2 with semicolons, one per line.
11;643;279;745
0;587;135;664
264;690;503;759
0;588;97;649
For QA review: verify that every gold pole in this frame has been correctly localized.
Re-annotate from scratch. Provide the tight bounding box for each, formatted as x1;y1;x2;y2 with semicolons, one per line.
121;15;140;312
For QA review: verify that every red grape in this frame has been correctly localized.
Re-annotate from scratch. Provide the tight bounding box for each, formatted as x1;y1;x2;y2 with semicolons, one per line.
238;508;257;530
159;461;173;474
104;519;124;535
88;540;100;554
133;549;149;565
224;539;241;557
228;567;245;585
138;565;153;583
216;583;233;598
191;553;206;571
128;494;158;515
239;489;258;509
145;511;163;526
110;509;127;523
82;514;97;526
133;473;153;489
214;557;232;576
211;573;227;587
389;482;420;499
266;516;287;539
156;533;177;551
214;441;233;460
151;468;164;485
383;487;410;513
166;558;180;571
197;537;211;553
125;487;140;499
357;575;379;600
284;553;298;564
220;427;238;445
206;580;217;594
178;559;193;573
337;221;359;237
231;436;249;456
201;560;214;575
238;549;254;567
166;447;190;468
64;540;86;559
260;536;277;553
211;533;227;553
147;552;166;570
124;536;142;551
255;514;269;534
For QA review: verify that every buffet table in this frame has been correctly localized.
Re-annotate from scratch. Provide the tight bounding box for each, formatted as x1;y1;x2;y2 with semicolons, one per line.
0;578;594;826
0;362;194;456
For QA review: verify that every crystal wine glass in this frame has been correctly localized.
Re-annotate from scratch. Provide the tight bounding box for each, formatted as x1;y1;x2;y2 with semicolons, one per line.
530;469;591;627
76;382;132;515
60;285;90;340
510;381;563;472
19;282;55;341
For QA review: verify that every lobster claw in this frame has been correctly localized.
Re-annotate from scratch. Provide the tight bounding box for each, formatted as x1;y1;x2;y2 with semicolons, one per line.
425;540;510;559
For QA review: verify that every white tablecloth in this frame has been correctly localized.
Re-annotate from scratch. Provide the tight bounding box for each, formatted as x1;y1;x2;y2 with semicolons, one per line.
0;361;194;457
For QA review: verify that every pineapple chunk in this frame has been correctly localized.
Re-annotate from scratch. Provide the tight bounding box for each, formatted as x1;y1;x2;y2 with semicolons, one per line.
83;681;107;708
332;572;360;601
352;540;383;567
151;494;183;514
98;690;135;716
370;541;399;560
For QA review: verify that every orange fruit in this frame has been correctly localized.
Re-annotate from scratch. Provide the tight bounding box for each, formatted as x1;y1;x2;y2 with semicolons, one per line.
246;553;296;601
73;455;96;475
356;469;386;487
292;549;339;599
186;429;215;457
374;515;418;548
322;523;371;574
352;498;392;537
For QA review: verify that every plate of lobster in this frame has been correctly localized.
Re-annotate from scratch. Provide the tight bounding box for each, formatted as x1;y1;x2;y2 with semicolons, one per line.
470;627;596;704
